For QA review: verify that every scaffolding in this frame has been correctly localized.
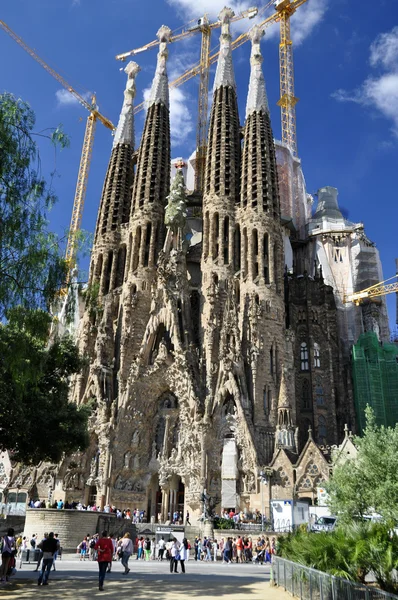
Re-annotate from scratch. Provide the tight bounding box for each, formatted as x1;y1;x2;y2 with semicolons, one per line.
352;332;398;434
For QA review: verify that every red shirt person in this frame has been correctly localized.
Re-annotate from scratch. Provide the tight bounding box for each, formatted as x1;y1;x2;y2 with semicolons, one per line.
95;531;114;591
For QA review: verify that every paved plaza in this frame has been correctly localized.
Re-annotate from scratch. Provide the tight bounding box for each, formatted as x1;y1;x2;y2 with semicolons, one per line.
2;555;291;599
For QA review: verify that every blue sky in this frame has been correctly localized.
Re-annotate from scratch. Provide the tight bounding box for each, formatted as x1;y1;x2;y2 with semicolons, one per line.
0;0;397;327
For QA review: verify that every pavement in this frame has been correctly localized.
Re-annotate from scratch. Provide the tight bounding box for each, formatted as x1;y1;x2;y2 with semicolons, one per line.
1;554;292;599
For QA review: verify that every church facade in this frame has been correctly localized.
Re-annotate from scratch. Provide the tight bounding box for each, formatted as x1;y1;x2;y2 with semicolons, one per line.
3;8;387;519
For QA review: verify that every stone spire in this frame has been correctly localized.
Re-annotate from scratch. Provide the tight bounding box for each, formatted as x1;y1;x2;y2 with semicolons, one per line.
275;369;297;452
113;61;140;147
147;25;172;108
94;61;140;242
213;7;236;90
204;7;240;200
240;28;279;216
131;25;171;216
245;26;269;118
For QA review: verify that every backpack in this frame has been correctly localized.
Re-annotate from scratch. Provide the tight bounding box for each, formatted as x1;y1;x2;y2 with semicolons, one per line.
90;539;96;549
30;539;36;549
146;540;151;550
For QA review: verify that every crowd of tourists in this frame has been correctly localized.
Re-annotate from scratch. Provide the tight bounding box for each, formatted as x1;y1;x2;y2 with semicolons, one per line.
1;526;276;591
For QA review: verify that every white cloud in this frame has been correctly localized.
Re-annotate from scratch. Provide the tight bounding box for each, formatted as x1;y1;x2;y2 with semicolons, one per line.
55;89;92;107
370;26;398;70
167;0;328;45
332;27;398;137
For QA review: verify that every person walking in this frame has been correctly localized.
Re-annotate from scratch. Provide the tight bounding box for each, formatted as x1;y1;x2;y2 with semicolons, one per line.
0;527;15;584
37;532;58;586
79;537;88;561
33;533;47;572
94;531;113;592
169;539;179;574
144;538;151;561
52;534;60;571
118;533;133;574
178;538;188;573
185;511;191;525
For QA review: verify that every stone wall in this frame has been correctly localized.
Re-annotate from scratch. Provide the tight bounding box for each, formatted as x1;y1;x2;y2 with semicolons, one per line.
23;510;118;551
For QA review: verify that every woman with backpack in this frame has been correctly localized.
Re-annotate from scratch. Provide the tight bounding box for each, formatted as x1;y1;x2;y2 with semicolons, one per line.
0;528;16;583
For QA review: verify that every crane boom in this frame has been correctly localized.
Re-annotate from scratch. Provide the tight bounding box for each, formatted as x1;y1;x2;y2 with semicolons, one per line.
345;276;398;305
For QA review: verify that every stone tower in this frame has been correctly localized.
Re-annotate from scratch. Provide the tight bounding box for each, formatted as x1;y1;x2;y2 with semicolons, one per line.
237;26;286;464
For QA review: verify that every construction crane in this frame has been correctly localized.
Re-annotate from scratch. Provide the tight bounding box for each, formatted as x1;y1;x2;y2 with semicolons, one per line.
131;0;308;160
116;6;260;192
345;276;398;306
0;20;115;284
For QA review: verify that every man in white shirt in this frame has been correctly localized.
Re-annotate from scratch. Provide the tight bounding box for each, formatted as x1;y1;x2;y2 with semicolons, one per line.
158;537;166;561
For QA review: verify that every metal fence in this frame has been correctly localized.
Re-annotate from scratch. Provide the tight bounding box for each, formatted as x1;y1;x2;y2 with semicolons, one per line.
273;556;398;600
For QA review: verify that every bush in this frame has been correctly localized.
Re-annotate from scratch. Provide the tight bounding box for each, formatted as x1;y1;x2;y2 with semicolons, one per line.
277;522;398;593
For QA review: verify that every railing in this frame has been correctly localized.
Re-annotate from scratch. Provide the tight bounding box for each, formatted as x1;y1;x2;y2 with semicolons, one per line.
273;556;398;600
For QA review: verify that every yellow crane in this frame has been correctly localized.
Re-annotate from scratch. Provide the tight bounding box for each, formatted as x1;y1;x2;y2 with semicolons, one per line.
345;276;398;306
0;20;115;283
131;0;308;160
116;6;260;192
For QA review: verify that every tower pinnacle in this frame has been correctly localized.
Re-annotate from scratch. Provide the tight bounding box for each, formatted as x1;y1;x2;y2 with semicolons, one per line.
246;25;269;118
113;61;140;148
214;7;236;90
148;25;172;108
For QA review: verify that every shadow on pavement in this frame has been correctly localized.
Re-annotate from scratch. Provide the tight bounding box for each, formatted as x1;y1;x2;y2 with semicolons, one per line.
2;569;270;599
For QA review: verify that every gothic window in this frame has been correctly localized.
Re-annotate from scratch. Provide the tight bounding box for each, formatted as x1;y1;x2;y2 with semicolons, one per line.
270;345;274;376
302;379;311;409
314;343;321;368
334;248;343;263
316;378;324;405
132;226;141;271
263;233;269;283
102;251;113;294
204;211;210;259
252;229;259;279
243;228;248;277
234;225;241;273
115;245;127;288
318;416;327;444
223;216;229;264
94;254;103;284
144;222;152;267
263;388;269;417
274;242;279;292
300;342;309;371
190;290;201;348
213;213;220;259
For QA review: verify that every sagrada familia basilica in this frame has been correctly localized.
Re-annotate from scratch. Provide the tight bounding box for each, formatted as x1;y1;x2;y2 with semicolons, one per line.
1;8;389;520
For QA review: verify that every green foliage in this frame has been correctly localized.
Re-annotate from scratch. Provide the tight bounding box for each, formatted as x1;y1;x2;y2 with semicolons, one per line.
0;92;70;318
83;280;102;320
213;517;235;530
0;307;90;464
326;406;398;523
278;522;398;592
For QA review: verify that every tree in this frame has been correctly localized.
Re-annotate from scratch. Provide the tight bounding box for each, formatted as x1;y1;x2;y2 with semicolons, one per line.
0;307;90;464
326;406;398;522
0;92;69;319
